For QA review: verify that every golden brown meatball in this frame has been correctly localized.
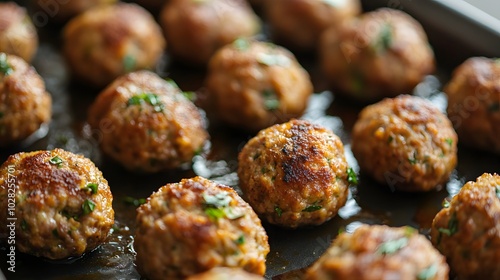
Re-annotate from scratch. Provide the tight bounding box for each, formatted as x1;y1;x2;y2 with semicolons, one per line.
431;173;500;279
0;2;38;62
88;71;208;173
444;57;500;154
187;267;264;280
238;119;351;228
33;0;117;22
0;149;114;260
351;95;457;192
306;225;449;280
0;53;51;147
134;176;270;280
320;8;435;102
265;0;361;52
63;3;166;88
160;0;260;66
205;39;313;132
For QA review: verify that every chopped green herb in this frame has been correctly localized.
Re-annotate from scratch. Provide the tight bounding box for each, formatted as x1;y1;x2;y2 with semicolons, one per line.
377;237;408;255
203;193;232;208
123;196;147;207
202;192;244;221
82;199;96;215
303;205;322;212
204;207;226;220
61;209;79;220
488;102;500;112
49;156;64;168
257;53;291;67
166;78;179;89
233;38;250;51
347;167;358;185
0;53;13;76
52;229;59;237
122;54;136;72
387;136;394;144
85;183;98;194
127;93;165;112
194;146;204;156
373;23;393;53
224;207;245;220
182;91;196;101
408;151;418;165
404;226;417;237
438;213;458;237
262;89;280;111
21;220;28;231
495;186;500;199
275;206;283;217
445;138;453;147
442;199;450;208
417;263;438;280
235;235;245;245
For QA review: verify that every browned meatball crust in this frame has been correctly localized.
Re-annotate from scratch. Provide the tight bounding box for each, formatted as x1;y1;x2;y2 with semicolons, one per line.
445;57;500;154
33;0;118;22
306;225;449;280
205;40;313;132
351;95;457;192
0;149;114;260
238;119;350;228
320;8;435;102
134;176;270;280
187;267;264;280
0;53;51;147
63;3;166;88
88;70;208;172
0;2;38;62
431;173;500;279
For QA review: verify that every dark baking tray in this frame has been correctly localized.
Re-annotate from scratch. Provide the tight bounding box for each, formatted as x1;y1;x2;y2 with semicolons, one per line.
1;0;500;279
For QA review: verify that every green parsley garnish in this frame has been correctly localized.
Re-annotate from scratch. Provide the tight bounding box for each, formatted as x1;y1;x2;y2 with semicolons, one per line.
85;183;98;194
182;91;196;101
235;235;245;245
204;208;226;220
408;151;418;165
203;193;232;208
347;167;358;185
445;138;453;147
303;205;322;212
387;136;394;144
442;199;450;208
263;89;280;110
122;54;136;72
166;78;179;89
438;213;458;237
233;38;250;51
257;53;291;67
377;237;408;255
495;186;500;199
417;263;438;280
373;23;393;53
0;53;13;76
49;156;64;168
202;192;244;221
123;196;147;207
275;206;283;217
127;93;165;112
82;199;96;215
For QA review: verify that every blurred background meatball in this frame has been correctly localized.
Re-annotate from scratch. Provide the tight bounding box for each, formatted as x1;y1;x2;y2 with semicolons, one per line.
238;119;351;228
0;53;51;147
132;0;168;12
160;0;260;66
33;0;117;22
63;3;165;88
0;2;38;62
320;8;435;102
306;225;449;280
265;0;361;52
445;57;500;154
87;71;208;172
187;267;264;280
0;149;114;260
205;40;313;132
431;173;500;279
134;177;269;279
351;95;457;192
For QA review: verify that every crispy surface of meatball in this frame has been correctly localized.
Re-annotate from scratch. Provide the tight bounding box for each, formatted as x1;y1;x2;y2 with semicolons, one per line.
187;267;264;280
351;95;457;192
320;8;435;102
238;119;350;228
306;225;449;280
33;0;117;22
205;40;313;132
0;53;51;147
431;173;500;279
88;71;208;172
0;149;114;260
134;176;270;280
265;0;361;52
63;3;165;88
160;0;260;66
445;57;500;154
0;2;38;62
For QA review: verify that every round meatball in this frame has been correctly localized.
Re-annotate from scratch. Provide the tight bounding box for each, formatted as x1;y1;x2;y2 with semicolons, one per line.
205;40;313;132
0;53;51;147
134;176;270;280
63;3;166;88
88;70;208;172
444;57;500;154
320;8;435;102
306;225;449;280
431;173;500;279
238;119;350;228
0;149;114;260
160;0;260;66
187;267;264;280
265;0;361;52
351;95;457;192
0;2;38;62
33;0;118;22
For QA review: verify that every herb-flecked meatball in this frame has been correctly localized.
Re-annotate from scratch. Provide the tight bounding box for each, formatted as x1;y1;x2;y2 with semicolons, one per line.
187;267;264;280
238;119;351;228
205;40;313;132
351;95;457;192
444;57;500;154
0;149;114;260
306;225;449;280
320;8;435;102
88;70;208;172
33;0;118;22
63;3;166;88
0;2;38;62
160;0;260;66
0;53;51;147
134;176;270;280
431;173;500;279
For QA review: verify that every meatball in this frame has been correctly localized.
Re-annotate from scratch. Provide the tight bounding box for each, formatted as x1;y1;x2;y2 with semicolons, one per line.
265;0;361;52
205;39;313;132
0;53;51;147
160;0;260;66
0;149;114;260
320;8;435;102
430;173;500;279
187;267;264;280
63;3;166;88
134;176;270;280
238;119;350;228
305;225;449;280
88;70;208;172
351;95;457;192
33;0;118;22
0;2;38;62
444;57;500;154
